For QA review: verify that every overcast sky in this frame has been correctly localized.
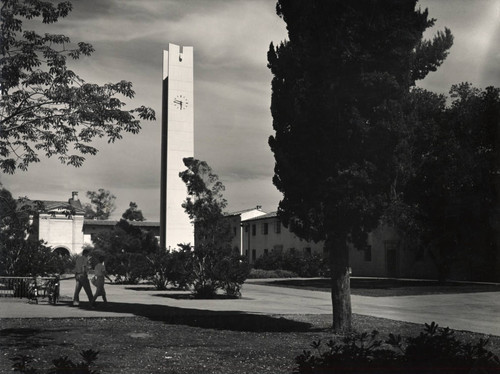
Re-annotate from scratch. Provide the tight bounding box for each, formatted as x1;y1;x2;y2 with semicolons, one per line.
1;0;499;221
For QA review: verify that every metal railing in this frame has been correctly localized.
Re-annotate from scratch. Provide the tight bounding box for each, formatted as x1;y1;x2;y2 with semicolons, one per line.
0;276;60;304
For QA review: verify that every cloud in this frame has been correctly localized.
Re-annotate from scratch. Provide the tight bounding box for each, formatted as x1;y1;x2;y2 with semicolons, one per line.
3;0;499;223
418;0;500;92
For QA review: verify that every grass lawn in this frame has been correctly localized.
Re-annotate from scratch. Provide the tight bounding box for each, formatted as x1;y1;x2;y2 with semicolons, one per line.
254;278;500;297
1;307;499;374
2;278;499;373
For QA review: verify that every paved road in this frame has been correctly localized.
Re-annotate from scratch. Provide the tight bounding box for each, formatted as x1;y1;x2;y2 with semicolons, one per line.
1;278;499;336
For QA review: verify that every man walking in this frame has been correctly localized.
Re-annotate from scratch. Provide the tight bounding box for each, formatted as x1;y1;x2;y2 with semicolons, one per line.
73;248;94;307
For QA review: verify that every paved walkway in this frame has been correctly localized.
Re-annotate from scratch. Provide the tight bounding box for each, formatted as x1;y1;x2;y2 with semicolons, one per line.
1;278;499;336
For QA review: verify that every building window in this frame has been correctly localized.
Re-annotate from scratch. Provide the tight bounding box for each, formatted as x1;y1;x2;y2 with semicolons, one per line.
304;247;312;256
245;225;249;233
262;222;268;235
384;240;400;277
252;224;256;236
289;247;295;254
252;249;256;262
275;221;281;234
245;249;249;258
233;227;237;236
264;248;269;255
364;245;372;261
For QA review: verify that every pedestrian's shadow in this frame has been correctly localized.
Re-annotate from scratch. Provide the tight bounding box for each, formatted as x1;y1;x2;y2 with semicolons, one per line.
59;300;315;332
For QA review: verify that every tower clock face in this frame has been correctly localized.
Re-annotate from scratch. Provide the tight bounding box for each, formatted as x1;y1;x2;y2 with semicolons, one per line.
173;94;188;110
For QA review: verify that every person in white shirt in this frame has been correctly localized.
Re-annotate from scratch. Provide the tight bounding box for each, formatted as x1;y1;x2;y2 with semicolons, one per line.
73;248;94;307
92;254;110;305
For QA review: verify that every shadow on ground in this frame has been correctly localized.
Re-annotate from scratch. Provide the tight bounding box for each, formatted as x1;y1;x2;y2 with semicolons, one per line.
51;300;314;333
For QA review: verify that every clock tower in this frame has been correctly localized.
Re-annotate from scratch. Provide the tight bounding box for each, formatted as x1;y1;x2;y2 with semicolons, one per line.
160;43;194;249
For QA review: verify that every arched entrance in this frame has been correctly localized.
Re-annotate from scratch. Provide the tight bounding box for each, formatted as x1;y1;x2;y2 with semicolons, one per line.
53;247;70;257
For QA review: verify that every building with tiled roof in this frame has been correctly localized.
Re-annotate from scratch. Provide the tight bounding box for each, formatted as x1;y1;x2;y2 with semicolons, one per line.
24;192;161;255
29;192;87;255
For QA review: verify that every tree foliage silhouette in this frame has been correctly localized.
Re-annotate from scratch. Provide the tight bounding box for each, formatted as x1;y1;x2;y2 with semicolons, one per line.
268;0;453;331
0;0;155;173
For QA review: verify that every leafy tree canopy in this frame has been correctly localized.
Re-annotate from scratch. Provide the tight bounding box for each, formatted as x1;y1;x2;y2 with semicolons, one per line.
394;84;500;281
180;158;227;216
179;158;249;298
84;188;116;220
268;0;453;331
0;0;156;174
91;219;158;284
122;201;145;222
268;0;453;246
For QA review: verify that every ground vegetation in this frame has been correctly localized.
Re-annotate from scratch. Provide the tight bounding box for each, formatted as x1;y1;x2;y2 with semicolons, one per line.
0;186;68;276
90;219;158;284
179;157;250;298
254;251;328;277
1;315;498;374
389;85;500;282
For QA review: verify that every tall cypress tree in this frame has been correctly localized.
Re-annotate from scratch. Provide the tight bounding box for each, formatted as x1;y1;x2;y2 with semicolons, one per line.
268;0;453;331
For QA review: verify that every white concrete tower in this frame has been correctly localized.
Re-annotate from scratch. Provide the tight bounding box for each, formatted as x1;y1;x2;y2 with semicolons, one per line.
160;44;194;249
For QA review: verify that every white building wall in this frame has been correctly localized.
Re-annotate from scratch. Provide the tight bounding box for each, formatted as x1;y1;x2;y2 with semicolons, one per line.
38;213;85;255
228;208;267;254
241;215;438;279
242;216;324;263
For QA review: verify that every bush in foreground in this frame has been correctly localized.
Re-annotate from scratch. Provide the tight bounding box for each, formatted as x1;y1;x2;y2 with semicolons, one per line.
295;322;500;374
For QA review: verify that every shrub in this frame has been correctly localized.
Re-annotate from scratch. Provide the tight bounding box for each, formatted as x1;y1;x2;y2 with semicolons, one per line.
64;254;78;274
248;268;298;279
90;220;159;284
213;255;251;297
254;251;328;277
144;249;169;290
1;239;68;276
254;250;284;270
174;245;251;298
294;322;500;374
168;248;195;290
188;246;233;299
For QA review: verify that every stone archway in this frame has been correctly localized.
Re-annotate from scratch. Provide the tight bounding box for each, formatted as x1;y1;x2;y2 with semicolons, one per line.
53;247;70;257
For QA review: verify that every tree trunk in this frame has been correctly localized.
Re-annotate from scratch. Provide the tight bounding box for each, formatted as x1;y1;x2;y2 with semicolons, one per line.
327;235;352;332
